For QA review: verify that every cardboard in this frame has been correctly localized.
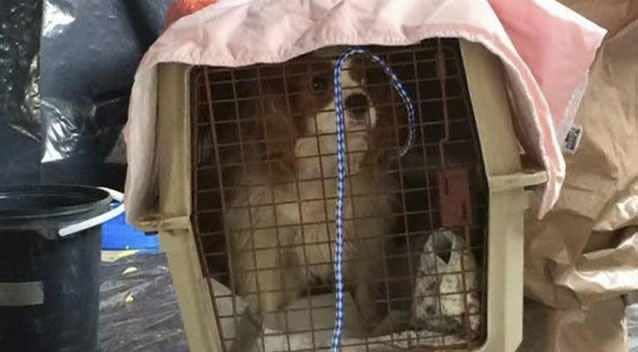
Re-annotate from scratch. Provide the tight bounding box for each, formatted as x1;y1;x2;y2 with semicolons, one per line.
522;2;638;350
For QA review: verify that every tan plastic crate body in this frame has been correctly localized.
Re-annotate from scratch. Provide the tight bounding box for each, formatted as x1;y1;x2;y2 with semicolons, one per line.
139;41;547;352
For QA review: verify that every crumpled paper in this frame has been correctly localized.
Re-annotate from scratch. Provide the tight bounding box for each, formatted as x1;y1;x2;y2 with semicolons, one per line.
522;1;638;351
519;298;629;352
524;6;638;310
411;229;481;338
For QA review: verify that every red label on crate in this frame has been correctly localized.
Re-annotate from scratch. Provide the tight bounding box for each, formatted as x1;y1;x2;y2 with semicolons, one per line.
438;168;472;227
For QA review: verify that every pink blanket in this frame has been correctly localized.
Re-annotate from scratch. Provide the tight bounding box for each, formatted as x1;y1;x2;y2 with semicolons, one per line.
124;0;605;224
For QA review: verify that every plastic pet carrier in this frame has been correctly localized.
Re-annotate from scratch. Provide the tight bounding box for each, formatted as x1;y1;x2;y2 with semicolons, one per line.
144;37;547;352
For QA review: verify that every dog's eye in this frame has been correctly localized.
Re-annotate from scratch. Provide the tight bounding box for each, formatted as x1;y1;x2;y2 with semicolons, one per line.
311;76;328;93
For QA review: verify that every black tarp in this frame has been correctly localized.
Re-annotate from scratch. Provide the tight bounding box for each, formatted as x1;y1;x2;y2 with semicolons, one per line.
0;0;43;185
97;252;638;352
99;253;188;352
1;0;171;190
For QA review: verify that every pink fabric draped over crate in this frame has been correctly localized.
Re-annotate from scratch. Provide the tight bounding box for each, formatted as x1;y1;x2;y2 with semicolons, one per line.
124;0;605;224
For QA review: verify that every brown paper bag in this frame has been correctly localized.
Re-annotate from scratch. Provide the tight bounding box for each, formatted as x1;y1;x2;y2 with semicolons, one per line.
521;2;638;351
560;0;638;36
518;298;628;352
524;15;638;310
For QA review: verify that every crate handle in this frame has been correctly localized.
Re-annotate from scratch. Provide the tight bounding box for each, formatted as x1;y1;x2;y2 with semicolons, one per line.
488;170;548;193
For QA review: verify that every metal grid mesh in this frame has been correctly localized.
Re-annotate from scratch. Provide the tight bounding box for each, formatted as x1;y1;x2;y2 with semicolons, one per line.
190;39;488;352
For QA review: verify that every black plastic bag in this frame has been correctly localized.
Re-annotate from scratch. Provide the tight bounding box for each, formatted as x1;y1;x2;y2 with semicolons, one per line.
0;0;43;184
39;0;171;188
1;0;171;188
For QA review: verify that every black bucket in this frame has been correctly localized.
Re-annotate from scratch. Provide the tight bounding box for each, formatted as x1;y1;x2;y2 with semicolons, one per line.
0;185;124;352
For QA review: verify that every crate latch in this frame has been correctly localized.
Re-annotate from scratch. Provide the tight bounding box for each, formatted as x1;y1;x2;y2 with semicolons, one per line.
438;168;473;227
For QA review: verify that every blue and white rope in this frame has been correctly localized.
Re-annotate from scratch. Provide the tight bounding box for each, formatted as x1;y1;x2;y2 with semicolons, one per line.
331;47;417;352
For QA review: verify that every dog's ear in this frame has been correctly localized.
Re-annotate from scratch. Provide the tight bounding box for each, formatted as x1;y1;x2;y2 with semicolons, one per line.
256;72;302;138
365;87;413;172
251;74;301;177
365;108;400;170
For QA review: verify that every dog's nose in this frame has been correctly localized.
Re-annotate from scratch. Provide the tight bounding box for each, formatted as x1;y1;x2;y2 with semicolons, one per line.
344;93;369;120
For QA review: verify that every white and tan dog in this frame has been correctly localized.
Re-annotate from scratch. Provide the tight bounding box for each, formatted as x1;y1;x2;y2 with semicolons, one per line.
223;54;402;337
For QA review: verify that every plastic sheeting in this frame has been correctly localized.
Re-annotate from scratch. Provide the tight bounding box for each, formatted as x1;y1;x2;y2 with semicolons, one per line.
99;253;188;352
39;0;172;187
1;0;171;188
0;1;42;141
97;252;638;352
0;0;42;185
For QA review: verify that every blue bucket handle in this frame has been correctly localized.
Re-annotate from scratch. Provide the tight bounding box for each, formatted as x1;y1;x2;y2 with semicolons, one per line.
58;188;125;238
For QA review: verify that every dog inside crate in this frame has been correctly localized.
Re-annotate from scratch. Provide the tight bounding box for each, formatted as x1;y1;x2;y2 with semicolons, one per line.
192;39;488;352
